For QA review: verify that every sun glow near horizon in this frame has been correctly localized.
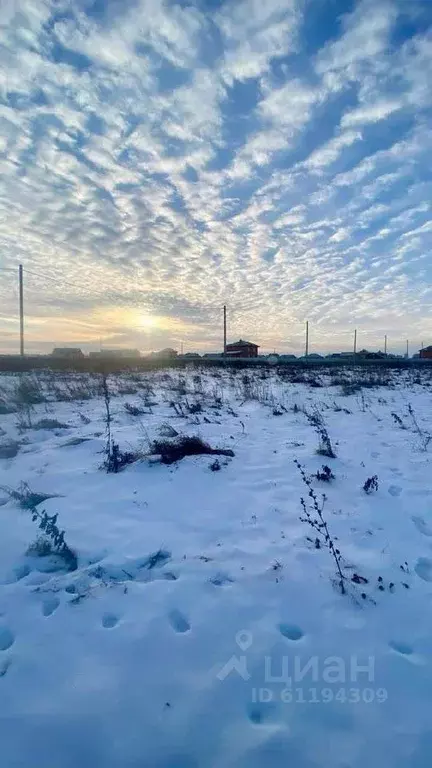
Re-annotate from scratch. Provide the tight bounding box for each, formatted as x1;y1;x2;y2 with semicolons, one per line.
139;314;158;331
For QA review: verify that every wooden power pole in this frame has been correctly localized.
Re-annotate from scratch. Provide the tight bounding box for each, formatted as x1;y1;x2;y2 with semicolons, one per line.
353;328;357;357
19;264;24;357
223;305;227;357
305;321;309;358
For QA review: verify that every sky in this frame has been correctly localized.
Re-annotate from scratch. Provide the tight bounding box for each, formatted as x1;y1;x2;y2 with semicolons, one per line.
0;0;431;356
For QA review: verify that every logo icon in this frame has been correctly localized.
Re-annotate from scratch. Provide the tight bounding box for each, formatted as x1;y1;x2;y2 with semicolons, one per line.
217;631;253;681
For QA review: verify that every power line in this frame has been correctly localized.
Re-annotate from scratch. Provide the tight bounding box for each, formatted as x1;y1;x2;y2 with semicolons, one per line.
4;265;233;317
24;267;89;292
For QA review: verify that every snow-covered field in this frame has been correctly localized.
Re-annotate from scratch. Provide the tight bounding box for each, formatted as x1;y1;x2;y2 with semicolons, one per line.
1;365;432;768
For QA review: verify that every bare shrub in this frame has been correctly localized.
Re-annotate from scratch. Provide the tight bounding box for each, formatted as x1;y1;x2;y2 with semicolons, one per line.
407;404;431;452
295;460;345;594
101;372;113;466
391;412;406;429
151;435;234;465
340;382;362;396
1;482;58;510
305;407;336;458
26;536;53;557
105;443;138;473
4;482;76;571
15;375;45;406
170;401;185;417
316;465;335;482
363;476;378;494
158;423;179;438
186;400;202;414
102;374;139;472
30;508;77;571
124;402;146;416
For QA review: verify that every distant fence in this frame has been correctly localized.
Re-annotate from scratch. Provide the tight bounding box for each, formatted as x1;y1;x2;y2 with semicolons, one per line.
0;355;431;374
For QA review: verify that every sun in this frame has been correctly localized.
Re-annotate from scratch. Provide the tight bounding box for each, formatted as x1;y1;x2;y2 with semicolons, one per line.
140;315;157;330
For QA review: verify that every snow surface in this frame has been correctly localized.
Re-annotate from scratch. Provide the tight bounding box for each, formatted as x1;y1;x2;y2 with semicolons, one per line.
1;366;432;768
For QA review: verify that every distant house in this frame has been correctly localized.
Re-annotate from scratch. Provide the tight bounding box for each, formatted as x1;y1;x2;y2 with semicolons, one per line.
151;348;178;360
52;347;84;359
89;349;141;359
181;352;201;359
420;346;432;360
357;349;386;360
226;340;259;358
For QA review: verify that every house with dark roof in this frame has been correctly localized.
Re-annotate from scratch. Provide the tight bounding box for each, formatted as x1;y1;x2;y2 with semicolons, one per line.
226;340;259;358
420;345;432;360
52;347;84;359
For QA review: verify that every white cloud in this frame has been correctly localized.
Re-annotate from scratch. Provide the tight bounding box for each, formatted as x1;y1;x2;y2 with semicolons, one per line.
219;15;299;84
341;100;403;128
315;0;397;84
224;79;322;177
259;78;321;126
0;0;431;354
304;130;362;171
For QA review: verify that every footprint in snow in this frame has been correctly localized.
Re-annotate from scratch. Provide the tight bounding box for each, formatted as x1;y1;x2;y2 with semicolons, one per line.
415;557;432;582
210;573;234;587
42;596;60;617
388;485;402;497
0;659;11;677
389;640;413;656
248;702;277;725
169;610;190;633
0;626;14;651
278;623;304;641
412;516;432;537
102;613;119;629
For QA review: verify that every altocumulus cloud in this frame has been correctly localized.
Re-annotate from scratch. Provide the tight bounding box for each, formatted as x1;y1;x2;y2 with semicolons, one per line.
0;0;431;354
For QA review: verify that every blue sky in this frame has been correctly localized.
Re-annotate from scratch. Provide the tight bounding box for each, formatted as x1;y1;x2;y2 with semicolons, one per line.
0;0;431;354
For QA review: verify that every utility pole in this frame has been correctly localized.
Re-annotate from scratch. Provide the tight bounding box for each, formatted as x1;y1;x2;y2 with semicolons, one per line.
19;264;24;357
223;305;227;357
180;341;184;356
305;321;309;358
406;339;409;359
384;335;387;357
353;328;357;357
